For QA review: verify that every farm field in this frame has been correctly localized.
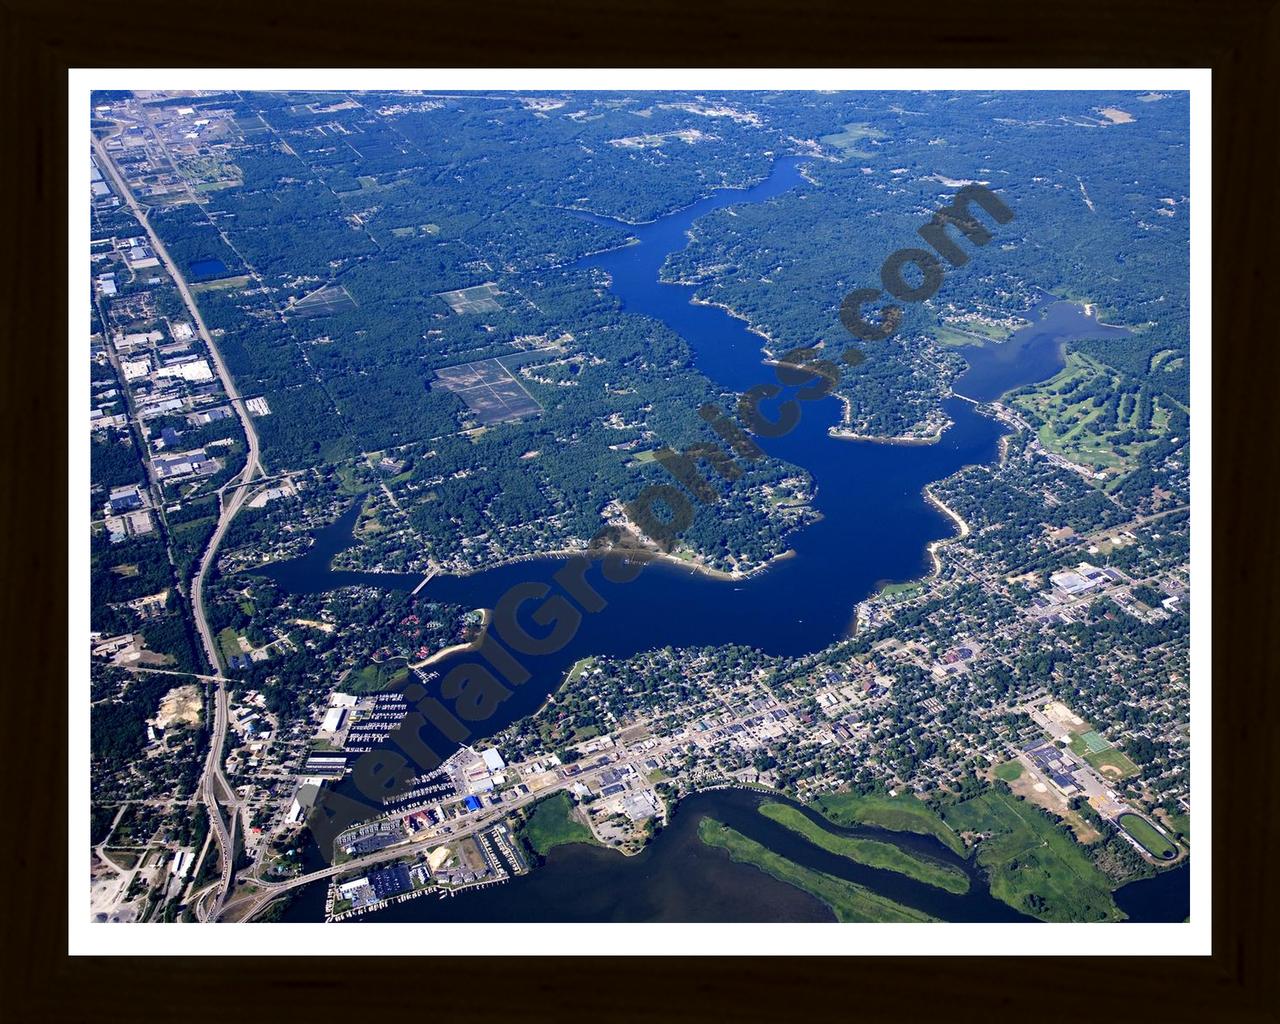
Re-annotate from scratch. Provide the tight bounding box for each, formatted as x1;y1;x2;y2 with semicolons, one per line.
437;282;503;314
433;356;544;425
287;284;358;319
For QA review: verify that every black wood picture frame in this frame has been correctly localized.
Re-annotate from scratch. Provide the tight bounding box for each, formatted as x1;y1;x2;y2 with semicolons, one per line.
3;0;1275;1018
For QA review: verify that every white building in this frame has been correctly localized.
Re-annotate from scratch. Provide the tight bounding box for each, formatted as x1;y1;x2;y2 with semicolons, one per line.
155;359;213;382
336;877;370;900
171;849;193;879
121;358;151;380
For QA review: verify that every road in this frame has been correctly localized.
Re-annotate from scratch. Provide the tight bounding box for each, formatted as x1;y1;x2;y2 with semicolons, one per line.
218;725;689;922
93;128;264;916
218;786;546;922
217;680;810;922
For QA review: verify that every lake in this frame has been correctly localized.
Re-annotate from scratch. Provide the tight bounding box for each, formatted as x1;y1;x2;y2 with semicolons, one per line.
188;257;229;279
260;157;1130;741
259;158;1186;922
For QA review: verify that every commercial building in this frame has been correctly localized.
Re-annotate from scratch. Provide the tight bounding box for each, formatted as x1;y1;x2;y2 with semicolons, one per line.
107;485;146;514
188;406;233;426
301;752;349;779
155;358;213;383
336;877;370;901
1049;562;1114;597
122;358;151;381
154;448;220;481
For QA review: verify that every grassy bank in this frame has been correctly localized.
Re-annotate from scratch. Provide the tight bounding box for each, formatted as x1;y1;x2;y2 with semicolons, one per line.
759;802;969;894
520;792;598;857
943;789;1122;921
697;818;935;923
811;791;966;856
345;659;410;694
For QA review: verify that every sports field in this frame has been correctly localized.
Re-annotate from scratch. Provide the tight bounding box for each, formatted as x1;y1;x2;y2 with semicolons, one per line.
993;760;1024;782
1119;814;1178;860
1077;730;1111;753
1069;731;1141;779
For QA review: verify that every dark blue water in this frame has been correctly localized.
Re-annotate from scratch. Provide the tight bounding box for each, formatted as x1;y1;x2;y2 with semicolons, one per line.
189;257;229;278
1114;860;1191;923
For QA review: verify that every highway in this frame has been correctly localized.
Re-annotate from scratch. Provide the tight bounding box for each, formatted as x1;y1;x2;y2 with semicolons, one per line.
217;727;689;922
93;128;264;916
218;781;553;922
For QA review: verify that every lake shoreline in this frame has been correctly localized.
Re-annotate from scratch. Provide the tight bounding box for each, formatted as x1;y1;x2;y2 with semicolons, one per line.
923;484;972;576
411;608;492;669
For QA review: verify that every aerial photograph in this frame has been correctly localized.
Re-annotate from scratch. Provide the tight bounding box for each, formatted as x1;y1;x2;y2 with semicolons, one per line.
84;84;1194;932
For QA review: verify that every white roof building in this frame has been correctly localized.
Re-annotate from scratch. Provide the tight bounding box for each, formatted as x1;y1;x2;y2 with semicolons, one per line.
171;849;193;878
337;877;369;900
156;359;213;382
481;748;506;772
